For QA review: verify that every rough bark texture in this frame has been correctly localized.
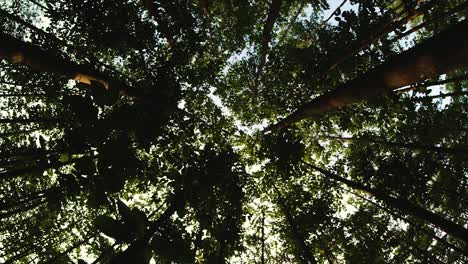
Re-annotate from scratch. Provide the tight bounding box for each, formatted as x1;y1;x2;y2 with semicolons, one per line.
394;74;468;94
322;135;468;156
303;161;468;244
326;0;436;72
268;19;468;131
273;185;317;264
0;32;109;89
257;0;282;74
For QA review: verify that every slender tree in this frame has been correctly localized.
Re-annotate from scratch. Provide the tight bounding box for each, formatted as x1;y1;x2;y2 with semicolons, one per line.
268;19;468;130
321;135;468;156
302;160;468;243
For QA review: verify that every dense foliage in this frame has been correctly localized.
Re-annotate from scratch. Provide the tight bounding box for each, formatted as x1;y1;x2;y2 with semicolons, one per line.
0;0;467;263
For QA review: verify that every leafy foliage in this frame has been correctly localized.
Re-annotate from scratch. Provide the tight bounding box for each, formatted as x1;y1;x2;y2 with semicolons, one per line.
0;0;467;263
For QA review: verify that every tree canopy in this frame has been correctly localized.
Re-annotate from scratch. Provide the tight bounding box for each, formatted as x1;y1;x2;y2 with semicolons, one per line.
0;0;467;263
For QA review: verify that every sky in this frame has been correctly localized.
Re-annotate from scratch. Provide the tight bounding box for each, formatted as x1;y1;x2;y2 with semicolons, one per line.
322;0;356;22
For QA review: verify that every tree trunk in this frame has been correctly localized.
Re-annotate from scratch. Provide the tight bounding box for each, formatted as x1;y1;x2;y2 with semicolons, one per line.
268;19;468;130
0;32;110;90
302;161;468;244
0;199;47;220
46;234;95;264
321;135;468;156
394;74;468;94
107;194;182;263
337;184;468;257
312;230;335;264
0;128;44;137
273;184;317;264
261;210;265;264
25;0;51;12
3;245;35;264
0;8;137;92
0;117;63;124
326;0;436;72
0;155;90;180
258;0;282;75
0;146;69;161
0;191;46;211
390;1;468;44
0;93;46;97
416;91;468;101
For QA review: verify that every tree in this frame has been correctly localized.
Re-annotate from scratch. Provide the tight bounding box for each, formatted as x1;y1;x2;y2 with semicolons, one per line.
0;0;467;263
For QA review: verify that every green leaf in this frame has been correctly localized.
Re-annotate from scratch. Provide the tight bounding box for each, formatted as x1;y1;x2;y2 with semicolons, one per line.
59;154;70;163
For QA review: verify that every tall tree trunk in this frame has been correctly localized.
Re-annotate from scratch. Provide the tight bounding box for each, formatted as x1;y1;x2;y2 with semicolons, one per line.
268;19;468;130
273;184;317;264
3;244;35;264
0;8;137;90
261;210;265;264
312;229;335;264
321;135;468;156
0;146;69;161
416;91;468;101
0;199;47;220
326;0;436;72
107;194;182;263
337;184;468;257
0;93;46;97
0;117;63;124
257;0;282;75
394;74;468;94
0;128;43;137
0;32;110;90
0;155;91;180
390;1;468;44
0;191;46;211
46;233;95;264
301;161;468;243
25;0;51;12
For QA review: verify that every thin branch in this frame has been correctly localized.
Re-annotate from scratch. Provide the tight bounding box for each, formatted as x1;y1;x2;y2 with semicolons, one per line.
321;0;348;26
395;74;468;94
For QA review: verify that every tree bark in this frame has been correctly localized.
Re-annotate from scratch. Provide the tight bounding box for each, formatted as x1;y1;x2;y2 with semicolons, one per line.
0;117;63;124
0;199;47;220
0;32;110;90
0;93;46;97
390;1;468;44
394;74;468;94
0;8;139;92
0;128;43;137
416;91;468;101
302;161;468;244
107;193;182;263
45;233;95;264
0;155;90;180
338;185;468;257
273;184;317;264
268;19;468;131
261;210;265;264
0;192;45;211
321;135;468;156
257;0;282;75
326;0;436;72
